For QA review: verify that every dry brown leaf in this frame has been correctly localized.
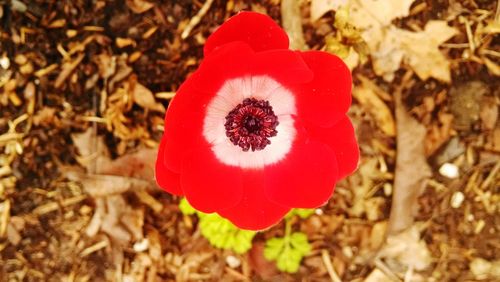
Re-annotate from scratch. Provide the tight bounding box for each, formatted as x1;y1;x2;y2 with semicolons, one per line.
353;84;396;136
99;148;157;182
125;0;154;14
310;0;347;21
130;81;165;113
371;21;457;82
248;242;279;279
388;90;431;234
470;258;500;280
378;225;432;271
71;128;111;172
65;171;150;197
363;269;392;282
281;0;308;50
316;0;457;82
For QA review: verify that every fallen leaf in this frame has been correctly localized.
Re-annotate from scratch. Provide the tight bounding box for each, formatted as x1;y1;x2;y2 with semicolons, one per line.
248;242;279;279
126;0;154;14
353;83;396;136
64;171;150;197
71;128;111;173
378;225;432;271
129;80;165;113
363;269;391;282
310;0;347;21
388;88;431;234
313;0;457;82
373;21;457;82
470;258;500;280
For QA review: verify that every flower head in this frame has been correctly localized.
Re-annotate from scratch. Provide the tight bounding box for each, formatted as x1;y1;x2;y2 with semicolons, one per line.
156;11;359;230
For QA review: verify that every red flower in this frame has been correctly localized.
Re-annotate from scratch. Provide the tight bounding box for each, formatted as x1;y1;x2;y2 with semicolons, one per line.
156;12;359;230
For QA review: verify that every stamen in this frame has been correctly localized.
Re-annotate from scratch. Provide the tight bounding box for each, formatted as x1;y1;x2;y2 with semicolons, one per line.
225;98;279;151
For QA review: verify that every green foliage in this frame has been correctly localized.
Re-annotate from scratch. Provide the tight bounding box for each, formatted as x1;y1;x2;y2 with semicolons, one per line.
286;208;315;219
178;198;196;215
198;213;256;254
178;198;256;254
264;221;312;273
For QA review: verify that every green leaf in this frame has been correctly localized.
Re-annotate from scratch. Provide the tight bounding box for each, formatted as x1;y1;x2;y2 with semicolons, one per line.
263;237;285;260
178;198;197;215
289;232;312;254
286;208;315;219
264;231;312;273
198;213;256;254
276;247;303;273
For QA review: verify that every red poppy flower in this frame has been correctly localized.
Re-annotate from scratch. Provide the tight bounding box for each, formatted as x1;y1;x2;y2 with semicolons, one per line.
156;11;359;230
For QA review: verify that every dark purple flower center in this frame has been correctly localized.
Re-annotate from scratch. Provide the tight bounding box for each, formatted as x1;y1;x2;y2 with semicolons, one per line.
224;98;279;152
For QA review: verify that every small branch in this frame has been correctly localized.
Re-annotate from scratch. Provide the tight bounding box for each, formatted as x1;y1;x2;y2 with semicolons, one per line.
321;250;342;282
181;0;215;39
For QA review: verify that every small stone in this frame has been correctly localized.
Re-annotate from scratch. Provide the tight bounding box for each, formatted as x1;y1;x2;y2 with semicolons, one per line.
0;56;10;69
450;191;465;208
226;255;241;268
133;238;149;252
439;163;459;178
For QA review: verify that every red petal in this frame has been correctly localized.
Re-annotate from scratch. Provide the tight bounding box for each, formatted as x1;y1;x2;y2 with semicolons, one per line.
295;51;352;127
252;49;313;85
181;146;243;213
264;135;338;208
204;11;289;57
218;170;290;230
306;116;359;180
163;42;254;173
155;138;183;195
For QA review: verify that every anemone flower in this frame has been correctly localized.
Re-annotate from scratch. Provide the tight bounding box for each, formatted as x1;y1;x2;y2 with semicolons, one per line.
156;11;359;230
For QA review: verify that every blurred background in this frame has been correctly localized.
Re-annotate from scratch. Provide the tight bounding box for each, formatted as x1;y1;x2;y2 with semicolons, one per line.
0;0;498;281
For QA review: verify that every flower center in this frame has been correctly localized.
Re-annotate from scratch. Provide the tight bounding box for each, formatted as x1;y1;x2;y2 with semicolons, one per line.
224;98;279;152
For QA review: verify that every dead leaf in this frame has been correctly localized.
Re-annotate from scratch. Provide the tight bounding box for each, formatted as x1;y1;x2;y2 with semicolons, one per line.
281;0;308;50
378;225;432;271
316;0;456;82
363;269;392;282
71;128;111;173
248;242;279;279
388;87;431;234
310;0;348;22
353;83;396;136
64;171;150;197
372;21;457;82
125;0;154;14
129;80;165;113
470;258;500;280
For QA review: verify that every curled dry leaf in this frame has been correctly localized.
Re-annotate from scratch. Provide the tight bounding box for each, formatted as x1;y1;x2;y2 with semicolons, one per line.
71;127;111;172
310;0;348;21
353;83;396;136
129;80;165;113
378;225;432;272
126;0;154;14
388;89;431;234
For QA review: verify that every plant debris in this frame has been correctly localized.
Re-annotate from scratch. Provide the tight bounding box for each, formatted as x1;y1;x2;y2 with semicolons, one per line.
0;0;498;281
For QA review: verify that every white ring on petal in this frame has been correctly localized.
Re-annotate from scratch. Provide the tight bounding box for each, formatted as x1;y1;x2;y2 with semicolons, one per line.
202;75;297;169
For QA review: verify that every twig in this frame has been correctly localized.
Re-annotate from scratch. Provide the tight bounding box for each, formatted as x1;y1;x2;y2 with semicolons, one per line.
321;249;342;282
281;0;308;50
181;0;214;39
374;258;402;282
